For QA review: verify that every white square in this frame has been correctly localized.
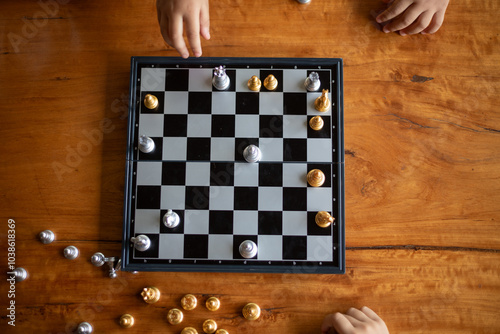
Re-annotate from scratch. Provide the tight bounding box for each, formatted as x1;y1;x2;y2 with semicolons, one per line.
307;92;331;115
307;187;333;212
159;234;184;259
259;137;283;162
235;69;261;91
137;162;162;185
307;236;333;261
187;114;212;137
188;68;213;91
209;186;234;210
282;163;307;187
138;114;164;137
257;235;283;260
141;68;165;91
235;115;260;138
134;209;160;234
163;137;187;160
233;211;258;234
307;139;333;162
258;187;282;211
234;163;258;186
208;235;234;260
282;115;307;138
184;210;209;234
185;162;210;186
260;93;283;115
283;69;307;92
212;92;236;114
282;211;308;235
165;92;189;114
161;186;185;210
210;138;235;161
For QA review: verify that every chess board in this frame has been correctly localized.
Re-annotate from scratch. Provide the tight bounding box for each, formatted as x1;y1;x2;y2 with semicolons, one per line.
122;57;344;274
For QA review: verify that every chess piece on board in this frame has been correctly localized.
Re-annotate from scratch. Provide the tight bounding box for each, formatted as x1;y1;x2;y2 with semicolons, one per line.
163;209;180;228
139;135;155;153
263;74;278;91
304;72;321;91
213;66;230;90
239;240;258;258
243;145;262;163
131;234;151;251
315;211;335;228
309;116;324;131
307;169;325;187
247;75;261;91
315;89;331;112
144;94;159;110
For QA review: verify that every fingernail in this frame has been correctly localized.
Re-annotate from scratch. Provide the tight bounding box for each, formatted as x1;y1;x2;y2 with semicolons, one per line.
421;32;427;35
400;31;406;36
182;53;189;59
383;27;389;33
194;52;202;58
376;17;382;23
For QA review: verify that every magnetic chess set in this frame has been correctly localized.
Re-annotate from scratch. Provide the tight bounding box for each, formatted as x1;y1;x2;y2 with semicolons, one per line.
122;57;344;274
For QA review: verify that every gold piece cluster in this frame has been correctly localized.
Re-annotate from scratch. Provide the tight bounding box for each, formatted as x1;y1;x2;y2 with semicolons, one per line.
206;296;221;311
167;308;184;325
181;294;198;310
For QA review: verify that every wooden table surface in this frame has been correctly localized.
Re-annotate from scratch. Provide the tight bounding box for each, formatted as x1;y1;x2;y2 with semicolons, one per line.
1;0;499;333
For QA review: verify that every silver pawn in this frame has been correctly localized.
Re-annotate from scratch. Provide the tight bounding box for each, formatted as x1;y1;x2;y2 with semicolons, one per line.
63;245;79;260
243;145;262;163
304;72;321;91
212;65;230;90
130;234;151;252
12;267;28;282
239;240;258;259
39;230;55;244
77;322;93;334
91;252;119;278
163;209;180;228
138;135;155;153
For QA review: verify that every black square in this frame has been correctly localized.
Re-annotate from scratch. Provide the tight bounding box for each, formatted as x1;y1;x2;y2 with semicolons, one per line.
187;138;211;161
132;233;159;258
211;115;235;137
188;92;212;114
234;187;258;210
260;70;283;92
258;211;283;235
283;236;307;260
140;92;165;114
209;211;234;234
161;162;186;185
283;93;307;115
164;115;187;137
283;138;307;162
307;70;331;92
307;116;331;138
212;69;236;91
184;235;209;258
235;138;259;162
283;188;307;211
236;92;259;114
165;69;189;91
307;211;333;235
210;163;234;186
259;163;283;186
138;137;163;160
260;115;283;138
233;235;258;259
159;210;185;234
307;163;332;187
136;186;161;209
185;186;210;210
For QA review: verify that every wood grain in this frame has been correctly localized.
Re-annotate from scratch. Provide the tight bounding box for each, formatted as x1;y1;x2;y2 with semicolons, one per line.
1;0;499;333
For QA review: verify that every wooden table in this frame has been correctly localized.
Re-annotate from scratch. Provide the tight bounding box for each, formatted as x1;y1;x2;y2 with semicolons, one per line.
1;1;499;333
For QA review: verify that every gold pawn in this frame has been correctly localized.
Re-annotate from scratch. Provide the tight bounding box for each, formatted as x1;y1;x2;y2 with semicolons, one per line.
119;314;134;328
263;74;278;91
182;327;198;334
206;297;221;311
216;330;229;334
167;308;184;325
242;303;261;321
309;116;324;131
247;75;261;91
203;319;218;334
181;294;198;310
144;94;159;110
314;89;331;112
315;211;335;228
141;286;160;304
307;169;325;187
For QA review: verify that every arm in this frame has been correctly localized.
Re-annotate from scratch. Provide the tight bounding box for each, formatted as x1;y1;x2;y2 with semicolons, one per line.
156;0;210;58
321;306;389;334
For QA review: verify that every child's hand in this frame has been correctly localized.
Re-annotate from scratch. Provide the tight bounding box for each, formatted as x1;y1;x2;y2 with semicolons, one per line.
156;0;210;58
321;306;389;334
376;0;449;36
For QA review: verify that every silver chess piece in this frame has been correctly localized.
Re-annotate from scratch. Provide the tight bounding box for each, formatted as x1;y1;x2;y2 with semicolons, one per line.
91;252;119;278
163;209;180;229
130;234;151;252
243;145;262;163
77;322;94;334
12;267;28;282
63;245;79;260
212;65;230;90
39;230;55;244
304;72;321;92
239;240;258;259
138;135;155;153
296;0;311;3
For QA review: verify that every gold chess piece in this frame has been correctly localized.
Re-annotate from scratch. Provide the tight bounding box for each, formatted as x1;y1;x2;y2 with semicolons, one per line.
314;89;331;112
242;303;261;321
119;314;134;328
203;319;218;334
181;294;198;310
263;74;278;91
206;297;221;311
216;330;229;334
141;286;160;304
182;327;199;334
307;169;325;187
247;75;262;91
315;211;335;228
167;308;184;325
309;115;324;131
144;94;159;110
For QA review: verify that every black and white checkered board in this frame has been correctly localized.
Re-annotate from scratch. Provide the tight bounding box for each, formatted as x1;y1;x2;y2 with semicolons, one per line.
122;57;344;274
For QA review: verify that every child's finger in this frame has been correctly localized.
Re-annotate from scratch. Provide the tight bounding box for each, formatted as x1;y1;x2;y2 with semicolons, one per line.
169;15;189;58
200;4;211;40
382;5;421;33
346;307;372;322
360;306;383;322
185;15;202;57
376;0;412;23
400;10;434;35
331;312;356;333
421;10;445;34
